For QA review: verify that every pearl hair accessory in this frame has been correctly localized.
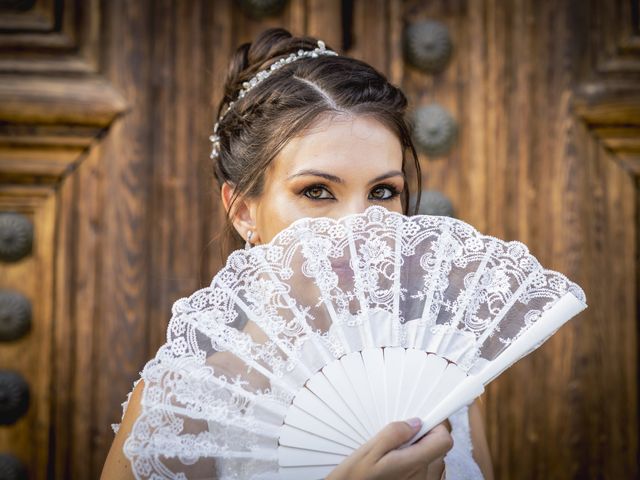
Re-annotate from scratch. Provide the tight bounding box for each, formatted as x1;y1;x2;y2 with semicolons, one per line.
209;39;339;160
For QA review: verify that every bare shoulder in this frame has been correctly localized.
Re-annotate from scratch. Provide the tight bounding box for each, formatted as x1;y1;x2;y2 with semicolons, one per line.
100;379;145;480
468;397;495;480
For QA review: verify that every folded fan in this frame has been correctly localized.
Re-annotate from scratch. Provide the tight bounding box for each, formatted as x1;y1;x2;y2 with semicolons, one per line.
118;206;587;480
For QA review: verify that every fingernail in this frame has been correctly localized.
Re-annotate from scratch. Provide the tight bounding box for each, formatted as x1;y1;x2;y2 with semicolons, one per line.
405;417;422;430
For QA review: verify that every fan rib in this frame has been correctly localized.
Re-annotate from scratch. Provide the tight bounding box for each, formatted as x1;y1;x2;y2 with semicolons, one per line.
414;225;453;348
278;424;354;455
278;445;347;467
396;348;428;421
155;402;280;438
383;347;405;422
155;386;286;439
306;368;370;440
200;318;298;396
447;239;498;332
345;223;372;343
155;344;290;421
391;223;403;344
406;353;446;417
283;404;360;449
473;291;586;385
405;374;485;447
322;359;377;436
412;355;453;418
297;233;354;359
474;267;540;348
216;282;314;392
221;276;297;358
277;465;334;479
257;253;323;337
361;347;386;431
292;388;366;444
340;353;380;435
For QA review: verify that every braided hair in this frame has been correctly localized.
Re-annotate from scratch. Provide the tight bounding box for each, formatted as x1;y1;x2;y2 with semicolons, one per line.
212;27;422;260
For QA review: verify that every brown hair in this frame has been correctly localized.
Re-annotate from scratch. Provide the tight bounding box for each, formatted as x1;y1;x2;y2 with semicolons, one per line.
212;27;422;261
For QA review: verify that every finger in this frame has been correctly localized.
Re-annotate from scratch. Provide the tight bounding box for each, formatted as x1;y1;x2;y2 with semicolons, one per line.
407;466;431;480
425;454;446;480
367;417;423;459
443;418;452;434
410;420;452;445
378;424;453;473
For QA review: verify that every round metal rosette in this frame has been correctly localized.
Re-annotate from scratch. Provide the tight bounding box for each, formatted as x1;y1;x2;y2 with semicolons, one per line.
0;454;28;480
403;20;453;73
0;213;33;263
239;0;288;19
0;370;30;425
0;290;31;342
411;104;457;156
415;190;455;217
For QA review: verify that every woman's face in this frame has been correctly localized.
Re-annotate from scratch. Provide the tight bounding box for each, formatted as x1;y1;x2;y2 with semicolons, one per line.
224;113;405;245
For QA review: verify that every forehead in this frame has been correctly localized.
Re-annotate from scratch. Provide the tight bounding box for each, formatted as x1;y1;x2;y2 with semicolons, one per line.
268;113;403;180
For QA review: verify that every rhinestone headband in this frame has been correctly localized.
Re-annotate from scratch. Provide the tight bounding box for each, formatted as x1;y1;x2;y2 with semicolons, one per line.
210;39;338;159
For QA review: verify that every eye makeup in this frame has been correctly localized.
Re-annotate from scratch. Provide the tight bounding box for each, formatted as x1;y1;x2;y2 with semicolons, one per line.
299;183;402;201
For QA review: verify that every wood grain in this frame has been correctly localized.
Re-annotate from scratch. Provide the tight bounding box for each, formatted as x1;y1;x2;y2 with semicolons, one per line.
0;0;637;478
0;186;55;480
89;0;154;476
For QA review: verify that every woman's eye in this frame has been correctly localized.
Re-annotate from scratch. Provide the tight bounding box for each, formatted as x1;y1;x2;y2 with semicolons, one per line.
303;185;334;200
370;185;400;201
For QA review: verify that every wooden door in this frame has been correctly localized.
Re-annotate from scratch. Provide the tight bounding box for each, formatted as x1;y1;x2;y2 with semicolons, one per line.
0;0;636;478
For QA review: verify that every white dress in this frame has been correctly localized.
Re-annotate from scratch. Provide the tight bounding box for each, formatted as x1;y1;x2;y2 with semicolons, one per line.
444;405;485;479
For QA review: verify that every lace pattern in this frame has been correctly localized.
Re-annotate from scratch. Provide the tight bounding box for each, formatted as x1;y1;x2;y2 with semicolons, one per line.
113;206;585;479
445;406;485;479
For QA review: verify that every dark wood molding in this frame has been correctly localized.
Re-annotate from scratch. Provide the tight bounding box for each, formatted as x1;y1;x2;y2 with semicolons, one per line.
574;82;640;127
573;0;640;161
0;0;101;74
0;75;127;127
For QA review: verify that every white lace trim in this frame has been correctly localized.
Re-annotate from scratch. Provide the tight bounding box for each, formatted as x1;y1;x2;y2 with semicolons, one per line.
444;405;484;479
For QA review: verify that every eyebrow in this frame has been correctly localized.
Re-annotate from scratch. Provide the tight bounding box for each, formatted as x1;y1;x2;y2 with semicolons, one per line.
286;169;405;185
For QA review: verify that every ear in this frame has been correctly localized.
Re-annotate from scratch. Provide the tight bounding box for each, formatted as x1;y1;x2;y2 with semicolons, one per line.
221;181;260;243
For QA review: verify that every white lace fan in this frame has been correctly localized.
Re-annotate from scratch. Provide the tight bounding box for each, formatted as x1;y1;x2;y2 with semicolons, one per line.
118;206;587;480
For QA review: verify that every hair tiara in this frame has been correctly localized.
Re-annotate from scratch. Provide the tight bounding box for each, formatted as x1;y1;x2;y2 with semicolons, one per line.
210;39;339;159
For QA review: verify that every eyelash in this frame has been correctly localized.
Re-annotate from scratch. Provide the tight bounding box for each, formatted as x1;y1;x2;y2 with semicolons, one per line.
301;183;402;202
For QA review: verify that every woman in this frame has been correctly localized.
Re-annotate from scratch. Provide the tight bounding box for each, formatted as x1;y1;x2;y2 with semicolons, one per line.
102;27;494;479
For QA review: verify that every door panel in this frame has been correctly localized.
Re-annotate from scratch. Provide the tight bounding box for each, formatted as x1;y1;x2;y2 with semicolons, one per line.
0;1;636;478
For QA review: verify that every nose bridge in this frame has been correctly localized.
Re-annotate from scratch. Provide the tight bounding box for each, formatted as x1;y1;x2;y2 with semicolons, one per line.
336;194;370;219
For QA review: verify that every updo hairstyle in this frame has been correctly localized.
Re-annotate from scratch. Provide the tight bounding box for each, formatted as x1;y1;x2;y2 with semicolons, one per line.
212;27;422;259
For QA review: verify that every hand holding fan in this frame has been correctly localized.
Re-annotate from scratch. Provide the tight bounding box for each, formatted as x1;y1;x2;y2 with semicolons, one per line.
120;206;587;480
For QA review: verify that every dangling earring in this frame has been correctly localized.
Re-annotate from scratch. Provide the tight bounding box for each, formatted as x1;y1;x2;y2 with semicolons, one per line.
245;230;254;250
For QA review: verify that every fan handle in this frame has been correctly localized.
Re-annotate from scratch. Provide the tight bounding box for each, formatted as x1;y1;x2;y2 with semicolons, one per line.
401;375;485;448
401;291;587;448
473;291;587;385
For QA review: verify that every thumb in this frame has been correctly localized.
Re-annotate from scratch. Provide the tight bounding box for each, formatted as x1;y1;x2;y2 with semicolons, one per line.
368;418;422;459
